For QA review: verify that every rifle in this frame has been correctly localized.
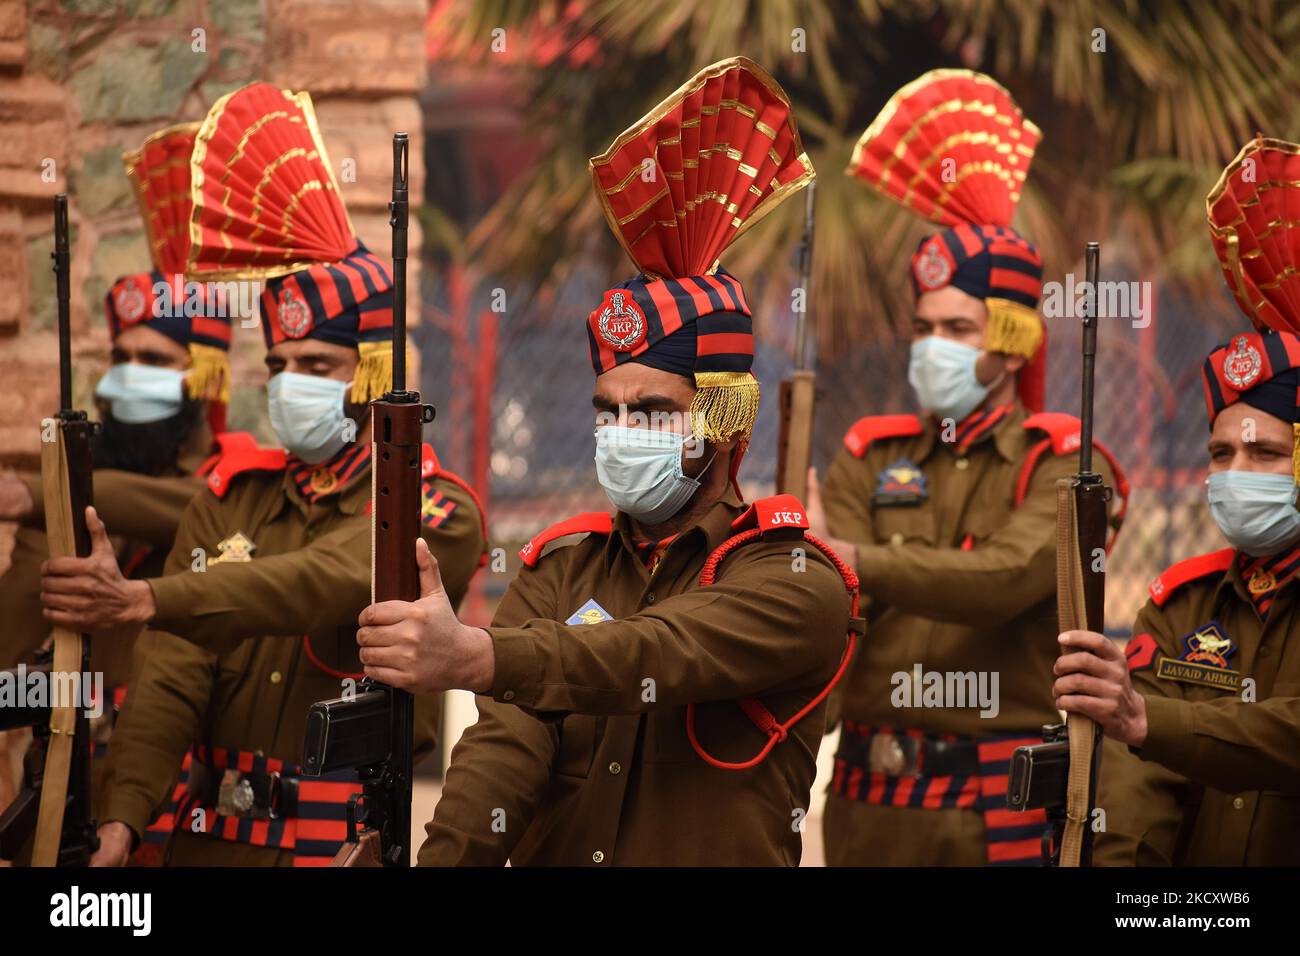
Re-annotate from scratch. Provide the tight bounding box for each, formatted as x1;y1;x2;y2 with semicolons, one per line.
776;180;817;499
0;194;99;866
1005;241;1109;866
301;133;431;867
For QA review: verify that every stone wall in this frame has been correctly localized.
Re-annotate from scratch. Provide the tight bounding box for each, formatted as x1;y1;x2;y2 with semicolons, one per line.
0;0;427;560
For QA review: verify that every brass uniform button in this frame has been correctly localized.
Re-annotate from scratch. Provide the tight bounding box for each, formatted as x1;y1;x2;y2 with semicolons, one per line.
592;850;605;863
269;671;282;684
955;458;969;471
502;690;516;702
608;762;622;775
889;532;904;546
1232;797;1245;810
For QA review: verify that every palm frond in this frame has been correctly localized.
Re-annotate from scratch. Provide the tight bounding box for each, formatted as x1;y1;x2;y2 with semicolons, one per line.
430;0;1300;354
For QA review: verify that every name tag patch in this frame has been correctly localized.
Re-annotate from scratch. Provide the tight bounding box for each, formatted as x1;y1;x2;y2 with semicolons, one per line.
566;598;613;626
872;457;927;506
1156;621;1242;691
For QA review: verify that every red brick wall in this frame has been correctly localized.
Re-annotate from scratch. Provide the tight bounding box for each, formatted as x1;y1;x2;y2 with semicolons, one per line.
0;0;427;570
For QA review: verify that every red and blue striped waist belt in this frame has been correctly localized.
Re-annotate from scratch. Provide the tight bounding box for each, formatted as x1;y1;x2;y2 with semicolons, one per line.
169;744;361;866
831;721;1049;866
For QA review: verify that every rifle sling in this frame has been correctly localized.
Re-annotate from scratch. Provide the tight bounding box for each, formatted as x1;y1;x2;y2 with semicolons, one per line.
1054;477;1097;867
33;430;82;867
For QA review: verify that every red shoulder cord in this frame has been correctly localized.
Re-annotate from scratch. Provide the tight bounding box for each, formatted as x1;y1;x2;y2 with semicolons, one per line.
685;530;860;771
302;634;363;681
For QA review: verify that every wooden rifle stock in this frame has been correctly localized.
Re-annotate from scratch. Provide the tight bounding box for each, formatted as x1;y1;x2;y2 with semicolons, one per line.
1055;241;1108;867
318;132;426;868
28;193;99;866
776;181;817;500
776;372;815;500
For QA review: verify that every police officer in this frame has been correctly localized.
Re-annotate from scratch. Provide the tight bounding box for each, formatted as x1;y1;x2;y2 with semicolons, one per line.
809;70;1126;866
38;83;487;866
0;124;236;840
0;123;234;674
1065;137;1300;864
356;59;855;866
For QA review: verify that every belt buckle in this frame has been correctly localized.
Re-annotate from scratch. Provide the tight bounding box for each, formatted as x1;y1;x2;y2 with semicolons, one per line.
217;770;255;817
867;734;922;776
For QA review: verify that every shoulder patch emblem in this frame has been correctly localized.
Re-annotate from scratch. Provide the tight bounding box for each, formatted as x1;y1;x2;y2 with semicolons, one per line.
1124;632;1158;672
1155;621;1242;692
421;480;458;529
566;598;614;626
873;457;928;506
209;531;255;564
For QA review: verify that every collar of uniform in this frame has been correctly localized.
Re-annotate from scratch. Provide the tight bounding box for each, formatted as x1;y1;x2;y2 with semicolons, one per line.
1216;554;1266;613
1233;543;1300;608
176;420;216;476
989;401;1028;463
177;443;208;476
607;485;746;570
282;443;372;513
918;400;1025;464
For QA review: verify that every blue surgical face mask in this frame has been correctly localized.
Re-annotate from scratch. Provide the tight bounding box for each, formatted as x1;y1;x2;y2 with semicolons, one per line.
908;336;1002;422
593;425;714;525
94;363;186;424
267;371;352;464
1206;470;1300;556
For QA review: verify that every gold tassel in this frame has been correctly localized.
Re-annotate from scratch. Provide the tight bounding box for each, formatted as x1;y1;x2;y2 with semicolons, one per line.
690;371;760;443
984;298;1043;360
185;342;230;403
352;341;394;404
1292;423;1300;486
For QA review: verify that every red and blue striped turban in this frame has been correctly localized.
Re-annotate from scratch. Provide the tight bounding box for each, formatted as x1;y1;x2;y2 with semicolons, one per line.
586;57;815;443
848;69;1047;412
187;82;396;403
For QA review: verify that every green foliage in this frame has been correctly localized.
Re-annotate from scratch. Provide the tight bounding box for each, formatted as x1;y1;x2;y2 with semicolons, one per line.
431;0;1300;351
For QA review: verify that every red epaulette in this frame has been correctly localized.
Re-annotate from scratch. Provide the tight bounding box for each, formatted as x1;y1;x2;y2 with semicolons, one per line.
729;493;810;533
420;442;491;566
1022;412;1084;455
1149;548;1235;608
202;432;287;499
842;414;923;458
519;512;612;568
1015;414;1132;540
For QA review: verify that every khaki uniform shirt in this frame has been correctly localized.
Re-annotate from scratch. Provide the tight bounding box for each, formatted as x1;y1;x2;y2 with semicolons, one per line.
1095;558;1300;866
822;403;1116;737
1;468;206;682
420;491;851;866
100;456;485;855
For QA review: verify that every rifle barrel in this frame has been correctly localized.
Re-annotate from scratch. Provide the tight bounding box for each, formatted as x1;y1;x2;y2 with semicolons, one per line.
53;194;71;413
389;133;409;394
793;180;816;372
1079;242;1100;477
